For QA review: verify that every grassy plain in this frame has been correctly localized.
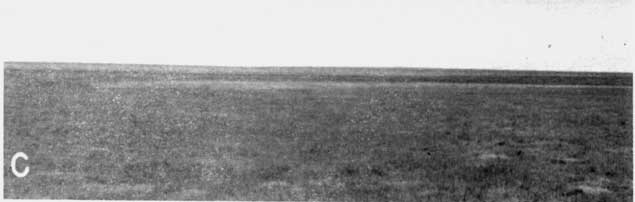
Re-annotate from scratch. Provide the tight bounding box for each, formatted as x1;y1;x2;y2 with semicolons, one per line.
3;62;633;201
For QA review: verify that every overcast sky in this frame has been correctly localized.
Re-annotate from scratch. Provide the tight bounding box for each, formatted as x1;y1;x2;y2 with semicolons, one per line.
0;0;632;72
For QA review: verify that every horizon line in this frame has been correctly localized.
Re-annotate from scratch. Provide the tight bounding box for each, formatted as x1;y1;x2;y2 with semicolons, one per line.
4;61;633;75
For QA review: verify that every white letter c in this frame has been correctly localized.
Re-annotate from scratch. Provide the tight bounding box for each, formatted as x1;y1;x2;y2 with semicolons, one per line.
11;152;29;178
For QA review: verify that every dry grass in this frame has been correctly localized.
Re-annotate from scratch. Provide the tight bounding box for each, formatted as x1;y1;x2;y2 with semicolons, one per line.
4;66;632;201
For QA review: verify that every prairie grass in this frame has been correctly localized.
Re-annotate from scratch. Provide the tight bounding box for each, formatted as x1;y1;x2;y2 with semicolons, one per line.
4;65;632;201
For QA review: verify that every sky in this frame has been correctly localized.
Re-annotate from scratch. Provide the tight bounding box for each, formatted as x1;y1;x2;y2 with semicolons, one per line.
0;0;632;72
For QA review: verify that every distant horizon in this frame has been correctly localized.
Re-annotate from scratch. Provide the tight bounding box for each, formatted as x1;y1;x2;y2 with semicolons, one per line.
5;61;633;74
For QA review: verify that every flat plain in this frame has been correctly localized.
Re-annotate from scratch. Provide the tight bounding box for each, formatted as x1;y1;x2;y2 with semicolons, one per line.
3;62;633;201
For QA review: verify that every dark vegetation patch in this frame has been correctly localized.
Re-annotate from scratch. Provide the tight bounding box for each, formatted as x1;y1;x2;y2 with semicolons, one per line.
254;163;292;181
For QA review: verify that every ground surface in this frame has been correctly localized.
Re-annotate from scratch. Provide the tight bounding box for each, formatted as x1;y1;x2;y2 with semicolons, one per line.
3;62;633;201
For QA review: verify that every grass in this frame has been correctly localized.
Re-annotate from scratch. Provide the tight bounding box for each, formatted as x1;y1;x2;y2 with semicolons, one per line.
3;63;633;201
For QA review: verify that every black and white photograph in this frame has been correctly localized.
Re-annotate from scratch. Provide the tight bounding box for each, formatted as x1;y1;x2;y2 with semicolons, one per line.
1;0;632;201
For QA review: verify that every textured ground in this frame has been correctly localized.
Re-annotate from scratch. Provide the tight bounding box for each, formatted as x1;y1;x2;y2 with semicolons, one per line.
3;63;633;201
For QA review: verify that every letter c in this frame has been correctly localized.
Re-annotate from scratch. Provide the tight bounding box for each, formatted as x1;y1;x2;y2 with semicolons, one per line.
11;152;29;178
